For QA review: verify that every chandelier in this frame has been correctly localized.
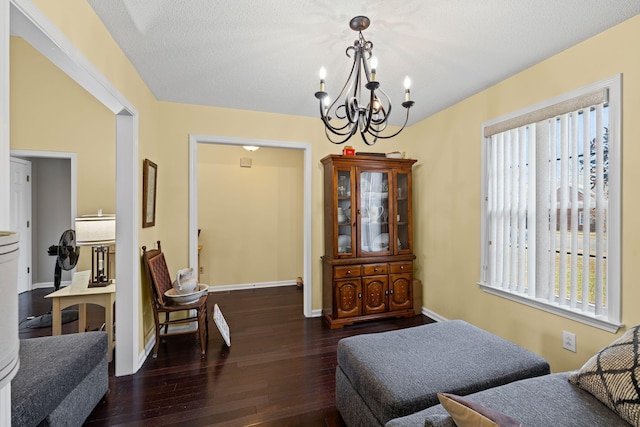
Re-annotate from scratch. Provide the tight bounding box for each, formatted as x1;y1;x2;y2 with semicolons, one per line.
314;16;414;146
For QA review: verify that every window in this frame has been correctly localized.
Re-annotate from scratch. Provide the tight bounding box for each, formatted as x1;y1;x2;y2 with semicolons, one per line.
480;75;621;332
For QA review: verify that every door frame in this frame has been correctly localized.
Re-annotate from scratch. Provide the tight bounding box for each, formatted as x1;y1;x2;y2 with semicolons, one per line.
7;0;140;377
10;150;77;292
188;134;314;318
9;155;31;293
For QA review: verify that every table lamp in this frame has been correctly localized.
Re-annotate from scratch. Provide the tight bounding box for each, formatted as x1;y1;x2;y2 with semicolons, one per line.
75;210;115;286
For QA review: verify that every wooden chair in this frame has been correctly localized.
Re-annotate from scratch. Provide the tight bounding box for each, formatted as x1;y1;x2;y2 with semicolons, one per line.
141;241;208;358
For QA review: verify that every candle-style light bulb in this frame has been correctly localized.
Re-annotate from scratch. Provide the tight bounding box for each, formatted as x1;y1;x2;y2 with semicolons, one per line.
319;67;327;92
404;76;411;102
323;96;330;115
370;57;378;81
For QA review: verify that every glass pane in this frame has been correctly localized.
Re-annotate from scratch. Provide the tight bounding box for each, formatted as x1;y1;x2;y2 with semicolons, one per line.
396;173;409;251
337;170;352;254
360;171;389;254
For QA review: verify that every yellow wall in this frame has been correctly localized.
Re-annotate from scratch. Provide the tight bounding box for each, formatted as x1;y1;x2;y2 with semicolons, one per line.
9;37;115;274
197;144;304;286
406;15;640;372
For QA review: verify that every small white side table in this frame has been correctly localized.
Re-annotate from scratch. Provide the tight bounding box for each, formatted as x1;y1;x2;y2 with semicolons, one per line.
45;283;116;362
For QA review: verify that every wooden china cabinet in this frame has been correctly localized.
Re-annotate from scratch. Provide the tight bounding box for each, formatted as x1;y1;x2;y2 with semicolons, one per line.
321;154;416;329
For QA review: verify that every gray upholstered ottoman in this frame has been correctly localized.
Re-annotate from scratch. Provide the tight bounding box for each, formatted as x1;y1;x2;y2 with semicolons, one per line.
336;320;550;427
11;332;108;427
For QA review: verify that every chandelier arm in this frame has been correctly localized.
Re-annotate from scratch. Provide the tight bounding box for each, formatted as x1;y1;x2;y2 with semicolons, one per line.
325;121;359;144
329;56;360;126
345;45;355;58
320;115;357;136
359;127;379;145
362;84;393;133
326;120;357;135
358;88;377;135
319;100;360;137
345;49;364;125
367;86;392;127
357;32;373;61
369;103;391;129
336;103;361;134
365;106;412;140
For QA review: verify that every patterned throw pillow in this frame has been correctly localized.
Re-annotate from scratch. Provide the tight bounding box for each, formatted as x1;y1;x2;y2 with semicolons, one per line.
569;325;640;426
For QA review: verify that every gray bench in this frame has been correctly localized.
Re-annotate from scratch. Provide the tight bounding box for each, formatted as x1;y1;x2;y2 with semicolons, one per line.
11;332;109;427
336;320;550;427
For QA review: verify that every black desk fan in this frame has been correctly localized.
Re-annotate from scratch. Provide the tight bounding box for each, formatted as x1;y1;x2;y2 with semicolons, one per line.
25;230;81;328
48;229;80;291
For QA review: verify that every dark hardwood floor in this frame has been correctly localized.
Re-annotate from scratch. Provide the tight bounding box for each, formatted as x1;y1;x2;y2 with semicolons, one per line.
19;286;434;426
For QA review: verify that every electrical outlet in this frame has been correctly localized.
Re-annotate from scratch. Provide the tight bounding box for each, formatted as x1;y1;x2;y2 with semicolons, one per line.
199;266;204;274
562;330;576;352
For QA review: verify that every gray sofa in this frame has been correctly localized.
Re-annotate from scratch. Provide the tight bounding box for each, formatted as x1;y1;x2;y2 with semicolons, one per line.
337;321;640;427
387;372;631;427
11;332;109;427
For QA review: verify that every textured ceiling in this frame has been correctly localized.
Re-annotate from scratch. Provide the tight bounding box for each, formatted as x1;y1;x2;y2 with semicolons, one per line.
86;0;640;126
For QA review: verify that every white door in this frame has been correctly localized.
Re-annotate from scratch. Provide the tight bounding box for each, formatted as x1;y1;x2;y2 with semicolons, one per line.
10;157;32;294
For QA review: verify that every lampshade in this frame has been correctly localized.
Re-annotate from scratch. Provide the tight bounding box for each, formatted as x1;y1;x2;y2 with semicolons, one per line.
75;214;116;246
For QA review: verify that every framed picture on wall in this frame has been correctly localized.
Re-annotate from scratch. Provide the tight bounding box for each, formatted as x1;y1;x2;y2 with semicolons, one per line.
142;159;157;228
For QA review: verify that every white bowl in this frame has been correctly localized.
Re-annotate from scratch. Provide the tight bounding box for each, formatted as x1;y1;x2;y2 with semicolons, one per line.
165;284;209;305
386;152;405;159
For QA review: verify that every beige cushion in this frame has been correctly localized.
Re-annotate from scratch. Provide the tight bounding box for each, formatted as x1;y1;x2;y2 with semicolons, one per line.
437;393;523;427
569;325;640;426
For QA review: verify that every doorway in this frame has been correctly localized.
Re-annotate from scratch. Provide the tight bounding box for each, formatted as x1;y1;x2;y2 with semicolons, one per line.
189;135;313;317
10;151;76;292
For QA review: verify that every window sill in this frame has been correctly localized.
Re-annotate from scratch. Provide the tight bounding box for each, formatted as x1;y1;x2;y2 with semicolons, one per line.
478;283;623;333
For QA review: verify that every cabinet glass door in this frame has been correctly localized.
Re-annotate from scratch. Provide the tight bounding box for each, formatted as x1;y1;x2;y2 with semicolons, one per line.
336;170;353;255
395;172;410;252
359;170;391;255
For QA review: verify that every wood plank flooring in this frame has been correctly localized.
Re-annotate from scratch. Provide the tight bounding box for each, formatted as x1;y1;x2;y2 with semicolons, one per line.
18;286;434;426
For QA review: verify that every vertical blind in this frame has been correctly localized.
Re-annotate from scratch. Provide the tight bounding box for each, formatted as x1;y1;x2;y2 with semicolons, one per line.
484;89;609;315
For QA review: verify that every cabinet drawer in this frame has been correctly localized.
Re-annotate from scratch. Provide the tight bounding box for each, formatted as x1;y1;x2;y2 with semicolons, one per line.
334;265;362;278
363;263;388;276
389;261;412;274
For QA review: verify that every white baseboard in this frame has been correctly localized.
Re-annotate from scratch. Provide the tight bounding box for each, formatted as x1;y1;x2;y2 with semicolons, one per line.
422;307;447;322
205;281;323;317
141;335;155;365
206;280;297;293
31;281;70;290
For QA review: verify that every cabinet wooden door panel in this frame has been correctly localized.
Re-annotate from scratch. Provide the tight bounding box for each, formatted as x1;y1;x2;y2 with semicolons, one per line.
334;278;362;318
363;275;388;314
389;273;412;311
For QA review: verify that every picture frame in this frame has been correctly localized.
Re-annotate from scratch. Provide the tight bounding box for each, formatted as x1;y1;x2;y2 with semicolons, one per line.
142;159;157;228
